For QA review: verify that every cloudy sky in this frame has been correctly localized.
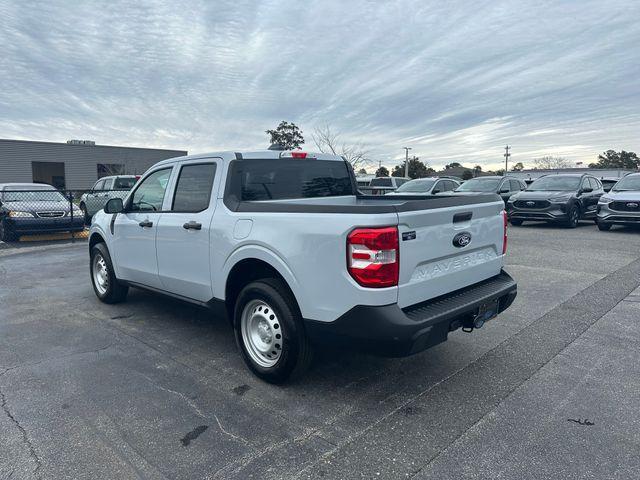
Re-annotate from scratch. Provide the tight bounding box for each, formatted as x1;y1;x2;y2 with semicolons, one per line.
1;0;639;171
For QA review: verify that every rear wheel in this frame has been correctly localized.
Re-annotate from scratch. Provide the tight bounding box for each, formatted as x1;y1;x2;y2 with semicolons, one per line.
597;221;612;231
509;218;523;226
0;220;18;242
90;243;128;303
565;206;580;228
234;278;312;383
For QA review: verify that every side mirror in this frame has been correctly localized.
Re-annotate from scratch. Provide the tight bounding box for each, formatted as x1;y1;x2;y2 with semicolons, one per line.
499;189;510;194
580;187;593;194
432;189;441;194
104;197;124;214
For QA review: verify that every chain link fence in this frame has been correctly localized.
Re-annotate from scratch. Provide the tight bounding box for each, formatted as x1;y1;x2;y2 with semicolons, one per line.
0;188;130;249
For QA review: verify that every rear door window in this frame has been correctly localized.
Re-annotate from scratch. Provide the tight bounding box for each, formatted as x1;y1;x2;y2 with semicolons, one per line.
172;163;217;212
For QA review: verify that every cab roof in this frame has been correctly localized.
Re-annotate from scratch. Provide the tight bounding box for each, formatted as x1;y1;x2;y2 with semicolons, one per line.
0;182;55;190
153;150;345;167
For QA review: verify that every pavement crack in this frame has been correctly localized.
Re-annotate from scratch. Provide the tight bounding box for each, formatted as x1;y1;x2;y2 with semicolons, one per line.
214;415;249;446
0;344;115;376
0;387;42;478
138;373;206;418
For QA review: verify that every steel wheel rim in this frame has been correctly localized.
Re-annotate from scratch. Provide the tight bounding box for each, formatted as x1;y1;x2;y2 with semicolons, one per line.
92;253;109;295
571;208;579;225
241;300;282;368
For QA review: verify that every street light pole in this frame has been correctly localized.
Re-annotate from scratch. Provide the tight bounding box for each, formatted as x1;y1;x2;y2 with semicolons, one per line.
403;147;412;178
504;145;511;174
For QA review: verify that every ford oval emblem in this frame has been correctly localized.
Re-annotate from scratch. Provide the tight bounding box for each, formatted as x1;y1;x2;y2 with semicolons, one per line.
453;232;472;248
627;202;639;209
526;201;535;206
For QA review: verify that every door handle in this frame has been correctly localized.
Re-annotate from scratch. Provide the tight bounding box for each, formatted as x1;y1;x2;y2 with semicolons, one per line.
183;221;202;230
138;220;153;228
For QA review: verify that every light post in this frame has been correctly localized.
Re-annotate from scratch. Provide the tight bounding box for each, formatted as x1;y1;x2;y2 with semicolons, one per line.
403;147;412;178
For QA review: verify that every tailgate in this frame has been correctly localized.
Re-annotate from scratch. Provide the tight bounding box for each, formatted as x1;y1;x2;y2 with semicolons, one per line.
397;200;505;308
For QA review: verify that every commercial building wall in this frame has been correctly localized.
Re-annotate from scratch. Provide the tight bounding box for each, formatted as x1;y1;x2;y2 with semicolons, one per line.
0;139;187;189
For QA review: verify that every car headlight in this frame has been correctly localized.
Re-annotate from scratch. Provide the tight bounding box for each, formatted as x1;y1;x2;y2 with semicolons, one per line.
549;195;571;203
8;211;34;218
67;207;83;217
598;196;612;204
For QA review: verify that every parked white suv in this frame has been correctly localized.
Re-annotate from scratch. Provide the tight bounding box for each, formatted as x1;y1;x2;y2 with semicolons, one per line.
89;150;517;382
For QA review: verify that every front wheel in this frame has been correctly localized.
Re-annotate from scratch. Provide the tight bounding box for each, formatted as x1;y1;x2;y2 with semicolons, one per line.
597;221;612;231
234;278;312;383
565;206;579;228
80;203;91;225
90;243;128;303
0;220;18;242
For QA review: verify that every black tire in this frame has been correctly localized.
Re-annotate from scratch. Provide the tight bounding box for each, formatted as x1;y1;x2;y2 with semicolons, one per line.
509;218;523;226
233;278;313;383
80;203;91;225
0;220;18;242
565;205;580;228
90;243;129;303
597;221;612;231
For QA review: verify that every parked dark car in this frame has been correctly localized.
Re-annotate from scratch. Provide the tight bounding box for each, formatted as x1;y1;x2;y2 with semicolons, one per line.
506;174;604;228
452;176;526;204
0;183;84;242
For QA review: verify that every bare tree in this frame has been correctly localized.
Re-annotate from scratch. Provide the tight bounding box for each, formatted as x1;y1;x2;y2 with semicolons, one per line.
532;156;571;170
312;124;371;170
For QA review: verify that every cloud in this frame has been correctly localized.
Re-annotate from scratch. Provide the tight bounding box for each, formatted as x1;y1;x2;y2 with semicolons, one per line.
1;0;639;171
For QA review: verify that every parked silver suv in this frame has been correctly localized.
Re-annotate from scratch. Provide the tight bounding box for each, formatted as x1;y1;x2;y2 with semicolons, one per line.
79;175;138;223
596;173;640;230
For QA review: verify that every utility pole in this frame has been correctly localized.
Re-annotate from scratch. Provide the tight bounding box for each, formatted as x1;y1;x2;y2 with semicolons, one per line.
403;147;412;178
504;145;511;173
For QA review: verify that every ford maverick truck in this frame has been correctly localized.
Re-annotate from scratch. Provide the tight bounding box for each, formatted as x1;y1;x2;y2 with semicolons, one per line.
88;150;517;382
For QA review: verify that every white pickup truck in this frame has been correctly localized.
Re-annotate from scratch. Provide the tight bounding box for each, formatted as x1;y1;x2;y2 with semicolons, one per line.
89;149;517;382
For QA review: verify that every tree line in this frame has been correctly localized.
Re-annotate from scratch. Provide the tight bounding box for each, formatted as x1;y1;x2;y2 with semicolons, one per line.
266;121;639;178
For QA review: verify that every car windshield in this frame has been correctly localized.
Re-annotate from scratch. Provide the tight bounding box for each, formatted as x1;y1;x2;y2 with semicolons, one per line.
455;178;501;192
1;189;67;202
612;176;640;192
114;177;137;189
395;179;436;193
370;178;392;187
527;176;581;191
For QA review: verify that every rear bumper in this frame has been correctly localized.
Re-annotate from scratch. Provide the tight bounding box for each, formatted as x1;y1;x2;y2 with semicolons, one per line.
5;217;85;234
304;271;517;357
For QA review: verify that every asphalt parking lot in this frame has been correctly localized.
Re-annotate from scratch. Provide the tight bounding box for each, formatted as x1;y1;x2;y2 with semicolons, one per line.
2;222;640;480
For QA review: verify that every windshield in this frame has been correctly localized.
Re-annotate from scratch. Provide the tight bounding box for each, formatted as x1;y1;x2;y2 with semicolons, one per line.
395;179;436;193
114;177;137;189
455;178;501;192
612;176;640;192
370;178;392;187
1;189;67;202
527;176;581;191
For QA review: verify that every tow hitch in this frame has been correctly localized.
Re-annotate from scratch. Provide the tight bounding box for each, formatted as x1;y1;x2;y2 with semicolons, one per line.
462;299;500;333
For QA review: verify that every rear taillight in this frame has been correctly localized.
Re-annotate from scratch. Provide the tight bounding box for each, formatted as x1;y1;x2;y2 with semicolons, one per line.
502;210;508;255
347;227;399;288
